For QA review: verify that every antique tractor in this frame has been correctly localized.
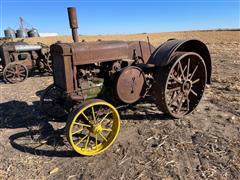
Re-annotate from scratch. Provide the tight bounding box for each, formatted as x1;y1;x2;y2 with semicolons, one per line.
41;7;211;156
0;41;52;83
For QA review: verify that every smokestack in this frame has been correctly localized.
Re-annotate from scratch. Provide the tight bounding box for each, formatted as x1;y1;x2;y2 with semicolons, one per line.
67;7;79;42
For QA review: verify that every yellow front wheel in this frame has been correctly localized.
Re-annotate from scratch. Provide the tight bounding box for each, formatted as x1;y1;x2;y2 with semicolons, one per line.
66;99;120;156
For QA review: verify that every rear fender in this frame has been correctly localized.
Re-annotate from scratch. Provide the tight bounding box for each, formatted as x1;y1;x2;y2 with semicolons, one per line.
148;39;212;84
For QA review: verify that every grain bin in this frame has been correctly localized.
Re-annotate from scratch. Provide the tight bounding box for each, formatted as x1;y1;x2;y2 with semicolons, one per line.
16;28;28;38
4;28;16;38
28;28;40;37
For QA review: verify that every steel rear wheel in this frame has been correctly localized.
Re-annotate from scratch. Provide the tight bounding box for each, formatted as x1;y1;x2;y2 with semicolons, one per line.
66;99;120;156
3;62;28;83
152;52;207;118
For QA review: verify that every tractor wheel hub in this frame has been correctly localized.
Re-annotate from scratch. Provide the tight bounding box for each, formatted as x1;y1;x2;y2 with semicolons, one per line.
92;124;103;134
182;80;192;93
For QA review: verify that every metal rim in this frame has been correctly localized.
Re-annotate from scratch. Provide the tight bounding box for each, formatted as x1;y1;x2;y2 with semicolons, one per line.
40;84;69;119
153;52;207;118
3;62;28;83
66;99;120;156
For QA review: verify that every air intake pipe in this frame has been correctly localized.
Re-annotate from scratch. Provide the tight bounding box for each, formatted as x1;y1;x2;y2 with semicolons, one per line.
68;7;79;43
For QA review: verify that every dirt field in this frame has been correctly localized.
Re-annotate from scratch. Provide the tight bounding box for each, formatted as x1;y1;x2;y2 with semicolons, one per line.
0;31;239;179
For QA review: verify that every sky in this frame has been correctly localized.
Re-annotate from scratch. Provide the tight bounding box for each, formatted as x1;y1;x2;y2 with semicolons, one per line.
0;0;239;36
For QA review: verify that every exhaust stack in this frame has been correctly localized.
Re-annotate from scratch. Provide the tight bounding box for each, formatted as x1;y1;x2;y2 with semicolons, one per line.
68;7;79;43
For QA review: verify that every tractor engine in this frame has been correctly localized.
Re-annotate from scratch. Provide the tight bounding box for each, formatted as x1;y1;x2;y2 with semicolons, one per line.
75;60;125;100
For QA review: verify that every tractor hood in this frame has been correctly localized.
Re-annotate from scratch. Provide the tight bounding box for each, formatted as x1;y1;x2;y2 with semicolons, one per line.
51;40;155;65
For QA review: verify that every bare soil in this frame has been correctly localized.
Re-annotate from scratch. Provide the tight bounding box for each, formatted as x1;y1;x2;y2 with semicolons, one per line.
0;31;239;180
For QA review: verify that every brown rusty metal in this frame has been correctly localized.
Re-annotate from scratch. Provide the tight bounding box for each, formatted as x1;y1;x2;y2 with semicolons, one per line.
50;40;155;93
115;66;145;104
151;52;207;118
68;7;79;43
51;40;155;66
0;42;51;83
72;41;129;65
147;36;152;54
148;39;211;84
128;41;155;64
0;42;28;67
3;62;28;83
51;50;74;93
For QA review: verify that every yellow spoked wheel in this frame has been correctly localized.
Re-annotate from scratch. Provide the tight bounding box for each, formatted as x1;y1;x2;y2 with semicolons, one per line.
66;99;120;156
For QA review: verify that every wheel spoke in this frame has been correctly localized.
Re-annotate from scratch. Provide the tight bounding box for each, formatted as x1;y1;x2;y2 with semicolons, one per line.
6;74;14;77
19;74;26;77
170;74;182;84
168;92;182;106
99;132;107;141
6;69;15;74
75;134;88;146
19;69;26;73
190;89;198;96
178;61;186;80
102;128;112;132
192;78;200;84
82;111;91;123
15;65;19;73
94;105;102;120
190;65;199;80
180;65;187;79
166;86;181;93
177;61;180;72
19;71;26;75
85;134;90;149
187;58;190;79
92;106;96;123
95;134;98;147
99;111;112;124
177;94;185;113
72;128;83;135
74;122;91;128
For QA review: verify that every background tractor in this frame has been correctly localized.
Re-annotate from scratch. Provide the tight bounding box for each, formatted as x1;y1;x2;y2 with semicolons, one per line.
0;41;52;83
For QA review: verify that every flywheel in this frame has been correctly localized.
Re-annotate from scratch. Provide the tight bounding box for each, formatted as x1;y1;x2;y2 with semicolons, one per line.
115;66;146;104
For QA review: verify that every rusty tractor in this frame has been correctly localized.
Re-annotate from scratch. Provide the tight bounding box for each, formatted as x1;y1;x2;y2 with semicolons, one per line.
40;7;211;156
0;41;52;83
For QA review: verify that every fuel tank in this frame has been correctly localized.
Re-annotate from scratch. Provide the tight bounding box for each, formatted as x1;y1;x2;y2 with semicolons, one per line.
50;40;155;65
